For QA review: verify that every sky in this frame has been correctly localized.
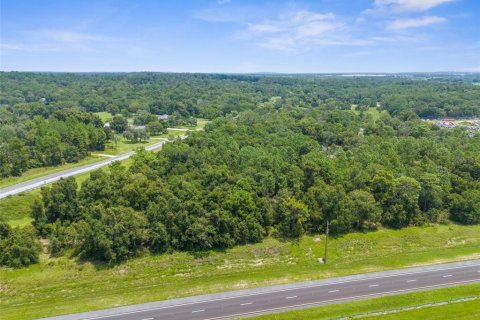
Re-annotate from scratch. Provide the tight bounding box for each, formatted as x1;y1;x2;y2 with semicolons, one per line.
1;0;479;73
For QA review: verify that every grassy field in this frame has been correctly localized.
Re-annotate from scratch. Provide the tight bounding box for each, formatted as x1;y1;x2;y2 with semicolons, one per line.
1;224;480;319
350;105;387;121
249;283;480;320
0;190;40;226
172;118;210;130
94;111;114;122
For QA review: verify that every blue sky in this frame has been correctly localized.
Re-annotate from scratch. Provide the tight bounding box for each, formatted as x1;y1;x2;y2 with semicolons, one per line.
1;0;479;72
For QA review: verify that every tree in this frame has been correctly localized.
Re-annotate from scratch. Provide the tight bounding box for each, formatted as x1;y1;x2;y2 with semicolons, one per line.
147;120;166;135
40;177;79;224
276;195;309;238
347;190;382;230
133;111;157;125
123;127;149;143
0;221;40;268
77;206;148;263
418;173;446;219
382;176;422;228
110;115;128;133
2;137;29;176
450;190;480;224
31;199;49;236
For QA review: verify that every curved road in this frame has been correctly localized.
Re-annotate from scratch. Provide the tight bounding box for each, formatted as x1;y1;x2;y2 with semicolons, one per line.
41;259;480;320
0;138;181;200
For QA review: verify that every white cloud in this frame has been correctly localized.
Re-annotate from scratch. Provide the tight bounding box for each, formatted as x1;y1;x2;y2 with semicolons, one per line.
242;10;343;50
1;28;115;54
367;0;455;13
33;29;112;43
388;16;446;30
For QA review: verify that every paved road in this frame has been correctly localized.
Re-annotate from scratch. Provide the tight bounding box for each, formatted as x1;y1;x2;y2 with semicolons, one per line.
41;259;480;320
0;138;179;200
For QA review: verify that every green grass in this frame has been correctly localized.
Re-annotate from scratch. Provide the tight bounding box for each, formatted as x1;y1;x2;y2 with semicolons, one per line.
350;105;385;121
97;136;159;155
249;283;480;320
0;190;41;224
94;111;113;122
1;224;480;319
94;130;183;156
0;156;107;189
172;118;210;130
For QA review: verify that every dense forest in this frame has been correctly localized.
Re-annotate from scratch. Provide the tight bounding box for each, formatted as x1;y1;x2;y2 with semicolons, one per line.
1;72;479;267
1;72;479;178
27;107;480;264
1;72;479;120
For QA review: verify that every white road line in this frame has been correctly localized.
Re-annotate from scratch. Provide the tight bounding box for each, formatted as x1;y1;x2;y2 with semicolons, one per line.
79;264;480;320
286;296;297;299
202;278;480;320
407;279;417;282
328;290;339;293
368;284;379;287
140;318;153;320
192;309;204;313
443;275;453;278
240;302;252;306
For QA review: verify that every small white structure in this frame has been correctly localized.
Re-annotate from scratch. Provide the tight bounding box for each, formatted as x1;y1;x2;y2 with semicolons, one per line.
157;114;170;120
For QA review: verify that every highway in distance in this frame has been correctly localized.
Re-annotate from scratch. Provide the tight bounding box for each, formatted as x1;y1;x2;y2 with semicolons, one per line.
41;259;480;320
0;137;185;200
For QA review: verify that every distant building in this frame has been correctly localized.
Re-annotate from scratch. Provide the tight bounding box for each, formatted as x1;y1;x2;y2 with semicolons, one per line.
157;114;170;120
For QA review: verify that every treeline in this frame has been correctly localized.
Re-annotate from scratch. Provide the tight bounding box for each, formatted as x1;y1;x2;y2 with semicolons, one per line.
1;72;479;177
26;108;480;264
0;109;107;178
1;73;479;122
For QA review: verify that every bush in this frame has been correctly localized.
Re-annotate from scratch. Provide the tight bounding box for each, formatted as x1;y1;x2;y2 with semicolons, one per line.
0;221;40;268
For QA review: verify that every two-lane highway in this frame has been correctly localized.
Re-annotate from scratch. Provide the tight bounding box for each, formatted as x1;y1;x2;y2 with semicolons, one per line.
0;136;186;200
41;259;480;320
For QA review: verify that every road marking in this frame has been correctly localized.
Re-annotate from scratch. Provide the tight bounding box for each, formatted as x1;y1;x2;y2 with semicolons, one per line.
79;264;480;320
328;290;339;293
141;318;154;320
192;309;204;313
443;275;453;278
368;284;379;287
240;302;253;306
202;278;480;320
286;296;297;299
407;279;417;282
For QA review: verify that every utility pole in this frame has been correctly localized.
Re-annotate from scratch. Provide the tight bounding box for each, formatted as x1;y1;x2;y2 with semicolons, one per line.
323;219;329;263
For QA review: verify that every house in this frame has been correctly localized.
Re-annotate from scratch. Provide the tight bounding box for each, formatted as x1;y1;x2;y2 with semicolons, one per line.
157;114;170;120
